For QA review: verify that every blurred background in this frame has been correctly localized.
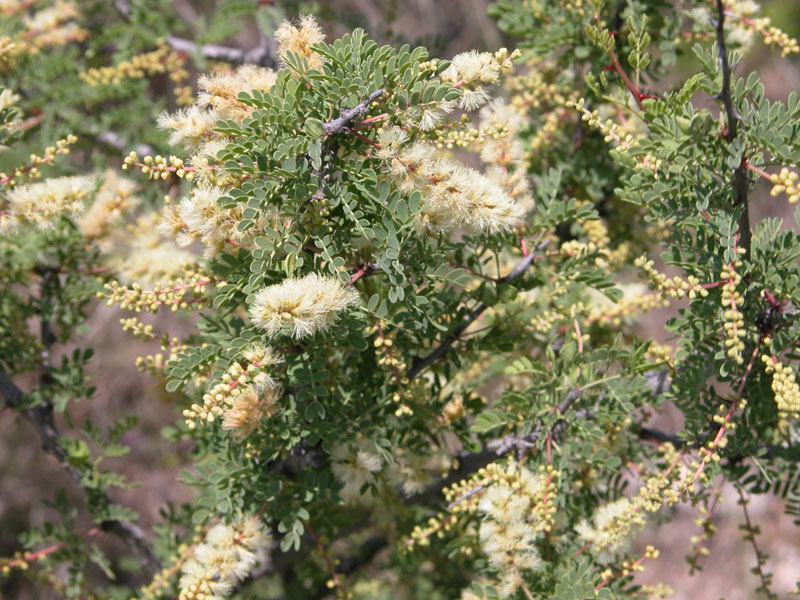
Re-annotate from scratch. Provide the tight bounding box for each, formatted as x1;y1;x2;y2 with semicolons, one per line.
1;1;799;598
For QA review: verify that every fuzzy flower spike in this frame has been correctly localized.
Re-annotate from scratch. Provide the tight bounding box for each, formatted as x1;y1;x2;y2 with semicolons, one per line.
274;14;326;72
249;273;359;339
178;516;271;600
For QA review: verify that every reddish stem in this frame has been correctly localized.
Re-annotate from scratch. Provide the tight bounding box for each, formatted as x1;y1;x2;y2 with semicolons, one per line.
349;265;368;284
606;34;653;111
353;113;388;125
351;130;381;149
745;162;771;179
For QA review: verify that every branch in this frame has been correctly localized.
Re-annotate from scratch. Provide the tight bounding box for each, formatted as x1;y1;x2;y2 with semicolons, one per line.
165;35;278;69
407;241;550;381
324;89;387;137
113;0;131;18
0;371;161;575
408;386;580;508
111;0;277;68
310;89;386;202
715;0;751;257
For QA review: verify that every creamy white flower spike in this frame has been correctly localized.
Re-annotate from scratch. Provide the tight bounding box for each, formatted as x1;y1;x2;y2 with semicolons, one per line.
476;466;544;598
377;128;524;234
157;105;220;149
178;517;271;600
1;175;95;232
575;496;644;558
330;437;384;503
197;64;277;120
249;273;359;339
274;14;326;72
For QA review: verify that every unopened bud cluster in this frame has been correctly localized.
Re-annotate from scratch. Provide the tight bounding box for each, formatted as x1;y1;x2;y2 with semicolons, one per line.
0;550;29;577
123;151;195;181
769;167;799;204
762;24;800;56
120;316;160;342
688;502;718;563
407;462;501;550
567;98;633;152
745;17;800;57
761;352;800;420
720;259;746;365
634;256;708;300
0;134;78;186
80;42;192;105
429;114;510;149
373;332;419;417
99;268;213;313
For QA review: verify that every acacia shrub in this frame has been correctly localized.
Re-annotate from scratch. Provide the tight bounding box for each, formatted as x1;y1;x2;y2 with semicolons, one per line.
1;1;800;599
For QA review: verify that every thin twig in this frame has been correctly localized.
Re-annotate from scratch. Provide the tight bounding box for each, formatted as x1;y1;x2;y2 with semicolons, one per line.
736;485;777;599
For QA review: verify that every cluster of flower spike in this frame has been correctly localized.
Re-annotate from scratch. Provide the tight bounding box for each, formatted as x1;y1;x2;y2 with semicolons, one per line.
157;63;276;152
274;14;326;72
8;1;88;54
80;42;192;105
178;518;271;600
330;437;384;504
634;255;709;300
183;344;280;431
576;497;646;555
769;167;800;204
0;174;94;232
476;463;553;598
76;169;139;241
720;258;746;365
478;100;533;211
440;48;521;112
407;459;559;592
158;186;261;258
377;127;525;233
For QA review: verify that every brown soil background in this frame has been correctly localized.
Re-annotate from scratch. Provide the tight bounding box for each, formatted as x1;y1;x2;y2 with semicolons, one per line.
2;1;799;598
